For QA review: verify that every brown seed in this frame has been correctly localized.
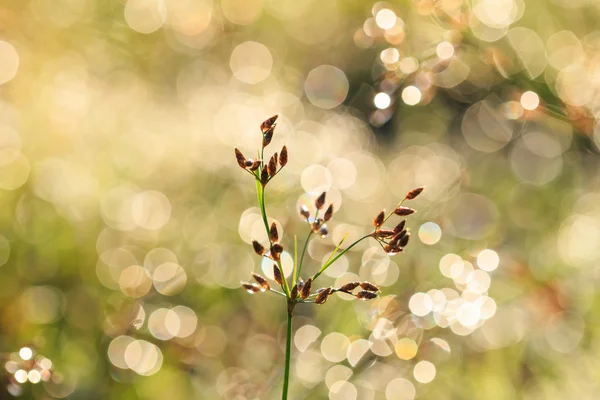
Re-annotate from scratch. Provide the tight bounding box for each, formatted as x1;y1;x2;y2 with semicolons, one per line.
315;192;326;210
263;130;273;147
248;160;261;171
315;287;332;304
268;155;277;177
261;166;269;185
319;225;328;238
300;277;312;299
252;273;270;291
297;278;305;292
356;291;378;301
261;115;278;133
339;281;360;292
394;206;416;216
271;244;284;261
279;145;288;167
373;210;385;228
252;240;265;256
244;159;254;167
390;230;407;245
273;264;283;286
300;205;310;219
234;148;246;169
374;229;395;238
405;187;424;200
290;284;298;300
324;204;334;222
359;282;379;292
242;282;261;294
393;220;406;234
399;233;410;247
269;222;279;243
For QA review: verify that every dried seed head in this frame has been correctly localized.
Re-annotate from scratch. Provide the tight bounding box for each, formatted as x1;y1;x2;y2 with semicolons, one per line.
319;225;328;238
374;229;395;238
373;210;385;228
234;148;246;169
390;230;407;245
356;291;378;301
290;284;298;300
399;233;410;247
242;282;261;294
271;244;284;261
315;192;326;210
300;205;310;219
269;222;279;243
252;273;270;291
279;145;288;167
394;206;416;216
249;159;262;171
359;282;379;292
261;115;278;133
339;281;360;292
244;159;254;167
393;220;406;234
300;277;312;299
315;287;332;304
324;204;334;222
273;264;283;286
405;187;424;200
297;278;305;292
268;155;277;177
261;166;269;185
252;240;265;256
311;218;323;232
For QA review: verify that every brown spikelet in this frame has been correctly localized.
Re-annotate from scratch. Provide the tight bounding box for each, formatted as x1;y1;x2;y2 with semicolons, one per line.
405;187;424;200
324;204;334;222
319;225;328;238
271;244;284;261
390;230;407;245
373;210;385;228
314;287;332;304
300;277;312;299
393;220;406;234
374;229;395;238
268;155;277;177
242;282;261;294
273;264;283;286
300;205;310;219
234;148;246;169
339;281;360;292
399;233;410;247
315;192;326;210
244;159;254;168
249;159;262;171
356;291;378;301
269;222;279;243
261;166;269;185
394;206;416;216
359;282;379;292
297;278;305;292
290;284;298;300
252;273;270;291
279;145;288;167
261;115;278;133
252;240;265;256
263;130;273;147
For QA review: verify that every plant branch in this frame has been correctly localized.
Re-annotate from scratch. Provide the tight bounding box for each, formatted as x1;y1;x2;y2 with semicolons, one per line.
312;233;372;281
282;309;293;400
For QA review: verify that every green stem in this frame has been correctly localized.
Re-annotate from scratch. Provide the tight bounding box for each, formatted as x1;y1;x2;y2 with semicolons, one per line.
282;308;293;400
313;234;372;281
296;228;314;281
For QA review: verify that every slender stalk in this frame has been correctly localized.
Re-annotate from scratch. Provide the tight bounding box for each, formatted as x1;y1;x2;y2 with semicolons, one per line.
282;308;293;400
296;228;313;280
313;233;372;280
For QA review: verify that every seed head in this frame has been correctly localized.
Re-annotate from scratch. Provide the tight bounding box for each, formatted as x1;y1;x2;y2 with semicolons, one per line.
252;240;265;256
269;222;279;243
242;282;261;294
399;233;410;247
373;210;385;228
393;220;406;234
252;273;270;291
319;225;328;238
234;148;246;169
324;204;334;222
394;206;416;216
356;291;378;301
261;166;269;185
290;284;298;300
314;287;332;304
273;264;283;286
405;187;424;200
244;159;254;168
268;155;277;177
390;230;407;245
300;205;310;219
279;145;288;167
339;281;360;292
300;277;312;299
249;159;262;171
271;244;284;261
261;115;278;134
359;282;379;292
374;229;395;238
315;192;326;210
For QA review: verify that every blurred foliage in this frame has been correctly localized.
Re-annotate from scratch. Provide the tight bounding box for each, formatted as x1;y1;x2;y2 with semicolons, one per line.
1;0;600;399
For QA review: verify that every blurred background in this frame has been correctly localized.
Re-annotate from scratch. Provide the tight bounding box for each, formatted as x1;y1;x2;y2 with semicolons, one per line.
1;0;600;398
